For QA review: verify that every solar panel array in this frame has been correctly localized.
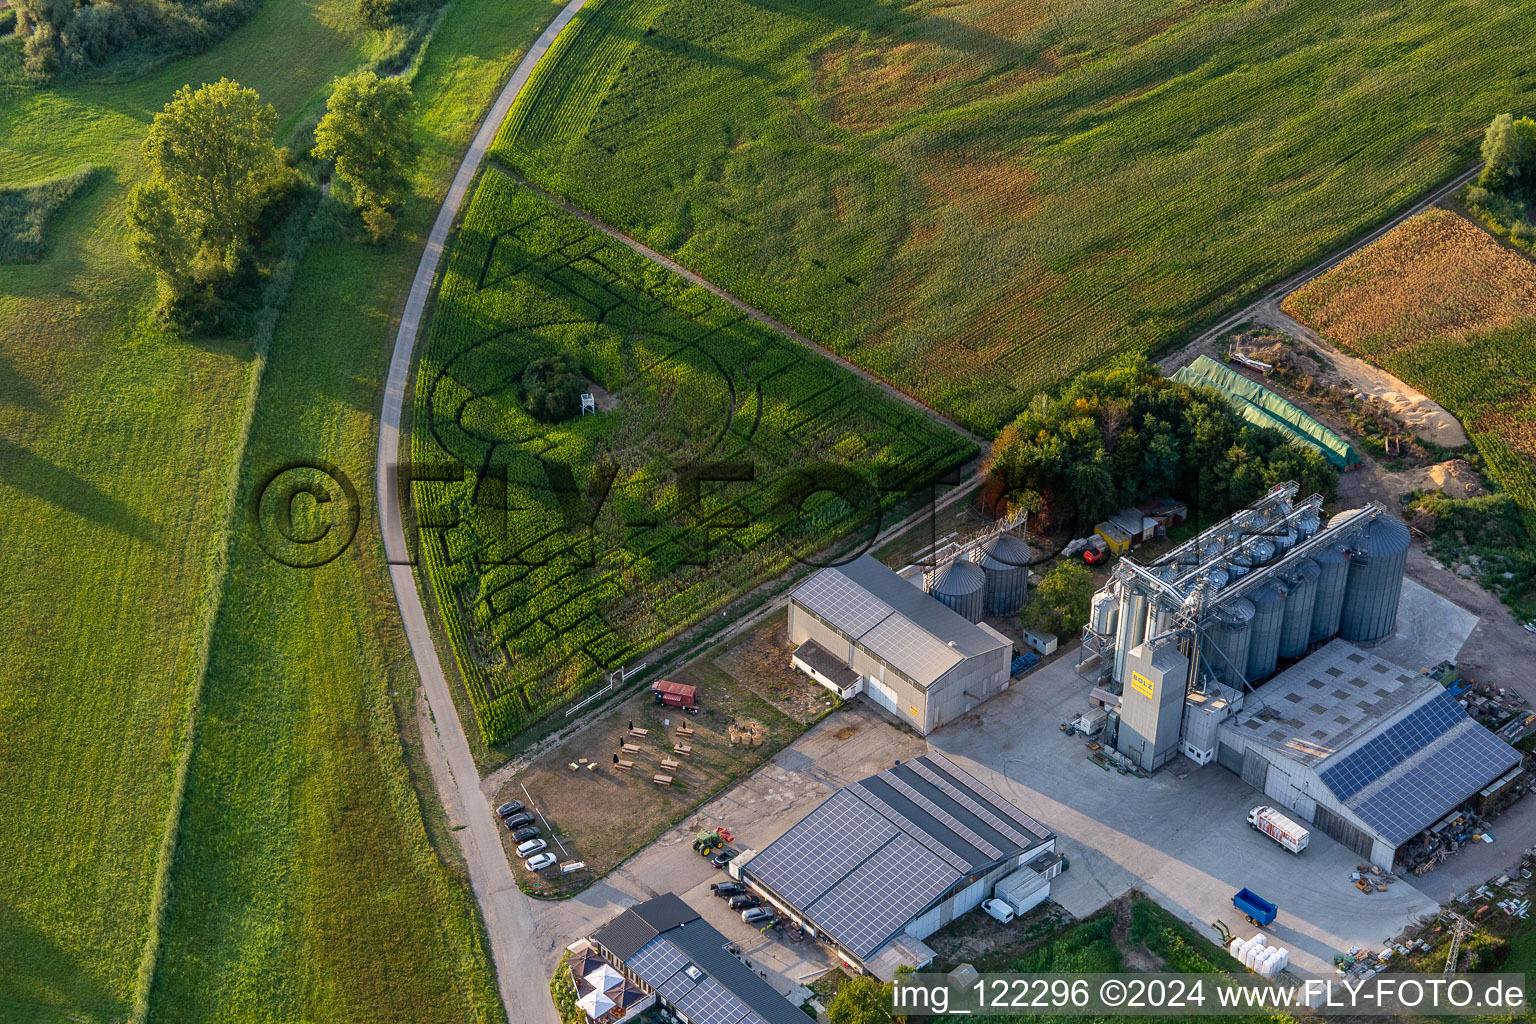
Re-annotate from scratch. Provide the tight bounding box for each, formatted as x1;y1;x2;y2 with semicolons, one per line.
793;570;894;639
1347;721;1522;845
876;775;1001;862
854;780;976;872
628;936;689;987
923;752;1054;841
804;835;956;957
906;759;1042;848
746;789;900;907
1319;693;1467;800
857;614;962;685
677;975;756;1024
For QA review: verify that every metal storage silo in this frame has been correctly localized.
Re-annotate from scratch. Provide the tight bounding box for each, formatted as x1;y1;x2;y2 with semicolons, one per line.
1338;514;1411;645
1273;524;1298;557
1205;564;1230;592
970;534;1031;615
1090;591;1119;637
1115;587;1149;684
1309;543;1351;644
1277;558;1320;659
1244;580;1288;682
1202;598;1254;689
925;558;987;623
1247;536;1276;566
1297;510;1321;540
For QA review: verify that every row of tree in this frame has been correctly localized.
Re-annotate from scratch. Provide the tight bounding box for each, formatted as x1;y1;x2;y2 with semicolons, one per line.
985;360;1337;533
128;72;416;325
13;0;259;75
1479;113;1536;202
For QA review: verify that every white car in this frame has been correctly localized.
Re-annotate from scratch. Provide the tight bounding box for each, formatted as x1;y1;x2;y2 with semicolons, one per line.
516;837;547;858
981;898;1015;924
526;851;558;871
741;907;773;925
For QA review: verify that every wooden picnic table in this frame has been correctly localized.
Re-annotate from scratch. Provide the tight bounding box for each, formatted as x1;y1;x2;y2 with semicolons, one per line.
675;724;695;736
660;758;680;770
627;727;649;738
621;743;641;755
652;774;673;786
615;759;635;771
674;744;692;757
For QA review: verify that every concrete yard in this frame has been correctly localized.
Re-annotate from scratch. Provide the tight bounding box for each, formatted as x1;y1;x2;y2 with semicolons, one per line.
931;657;1443;979
1370;577;1480;675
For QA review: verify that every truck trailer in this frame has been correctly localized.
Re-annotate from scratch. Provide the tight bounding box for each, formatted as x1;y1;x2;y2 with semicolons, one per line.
1247;805;1309;854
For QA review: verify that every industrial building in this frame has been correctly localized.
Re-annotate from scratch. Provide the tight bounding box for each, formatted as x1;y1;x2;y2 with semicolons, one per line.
585;894;808;1024
735;752;1058;979
788;555;1014;734
1078;482;1524;869
1200;641;1523;870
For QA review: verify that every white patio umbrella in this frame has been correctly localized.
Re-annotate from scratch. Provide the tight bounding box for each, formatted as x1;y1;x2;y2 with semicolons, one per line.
584;964;626;995
577;988;616;1019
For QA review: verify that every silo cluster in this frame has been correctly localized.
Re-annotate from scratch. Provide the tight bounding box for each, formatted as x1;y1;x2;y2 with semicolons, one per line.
969;533;1032;616
924;559;986;623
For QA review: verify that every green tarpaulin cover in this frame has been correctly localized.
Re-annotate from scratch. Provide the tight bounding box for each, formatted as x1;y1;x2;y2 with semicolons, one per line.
1172;355;1360;468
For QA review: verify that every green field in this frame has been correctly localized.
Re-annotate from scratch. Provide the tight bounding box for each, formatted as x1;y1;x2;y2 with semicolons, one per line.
412;169;975;744
488;0;1536;433
0;0;560;1019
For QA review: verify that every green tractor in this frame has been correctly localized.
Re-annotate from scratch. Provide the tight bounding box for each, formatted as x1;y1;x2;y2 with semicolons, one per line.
692;828;733;855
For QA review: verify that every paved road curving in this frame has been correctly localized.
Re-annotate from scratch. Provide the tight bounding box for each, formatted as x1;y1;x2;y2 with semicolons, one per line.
375;3;591;1022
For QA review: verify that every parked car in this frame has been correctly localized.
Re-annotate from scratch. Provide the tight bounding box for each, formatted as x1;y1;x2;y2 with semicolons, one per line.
712;850;735;868
496;800;525;818
511;826;541;842
711;882;744;897
503;812;536;830
526;851;558;871
516;838;547;858
728;894;762;910
981;898;1015;925
741;907;773;925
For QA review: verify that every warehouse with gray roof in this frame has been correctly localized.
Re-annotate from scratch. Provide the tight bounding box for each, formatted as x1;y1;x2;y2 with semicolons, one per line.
1204;640;1522;869
787;555;1013;733
737;752;1057;979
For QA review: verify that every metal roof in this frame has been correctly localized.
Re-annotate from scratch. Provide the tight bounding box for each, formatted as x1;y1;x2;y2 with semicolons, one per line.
598;897;806;1024
790;556;1009;686
793;640;860;688
744;752;1052;960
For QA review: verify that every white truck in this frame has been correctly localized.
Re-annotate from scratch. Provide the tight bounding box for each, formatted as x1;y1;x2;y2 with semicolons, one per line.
1247;805;1309;854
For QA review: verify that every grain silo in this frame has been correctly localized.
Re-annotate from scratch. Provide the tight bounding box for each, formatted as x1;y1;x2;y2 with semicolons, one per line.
1277;558;1320;658
1244;580;1288;682
970;533;1031;615
1338;514;1411;645
1202;598;1255;689
1309;543;1351;644
925;558;987;624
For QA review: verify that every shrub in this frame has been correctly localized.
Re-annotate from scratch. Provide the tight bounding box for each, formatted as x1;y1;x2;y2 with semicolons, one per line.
362;206;397;244
0;165;97;263
521;353;584;422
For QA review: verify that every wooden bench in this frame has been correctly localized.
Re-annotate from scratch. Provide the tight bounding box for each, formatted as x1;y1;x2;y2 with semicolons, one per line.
674;744;692;757
652;774;673;786
615;759;635;772
660;758;680;771
621;743;641;755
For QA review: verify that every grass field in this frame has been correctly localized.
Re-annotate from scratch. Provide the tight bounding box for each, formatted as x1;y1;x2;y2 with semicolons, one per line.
0;0;562;1019
1283;209;1536;542
411;169;975;745
487;0;1536;433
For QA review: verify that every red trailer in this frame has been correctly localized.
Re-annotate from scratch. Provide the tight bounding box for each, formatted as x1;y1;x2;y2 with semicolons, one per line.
651;680;698;711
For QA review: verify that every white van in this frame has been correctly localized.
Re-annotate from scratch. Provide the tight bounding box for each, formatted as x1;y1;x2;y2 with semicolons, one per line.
981;898;1015;924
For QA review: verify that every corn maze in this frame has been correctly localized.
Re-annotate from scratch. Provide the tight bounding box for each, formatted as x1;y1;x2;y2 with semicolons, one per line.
1284;209;1536;539
412;171;974;744
489;0;1536;433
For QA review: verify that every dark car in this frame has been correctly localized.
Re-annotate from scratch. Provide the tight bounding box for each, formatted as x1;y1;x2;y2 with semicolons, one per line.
496;800;525;819
711;850;735;868
711;882;744;898
504;812;536;830
728;894;762;910
512;826;541;842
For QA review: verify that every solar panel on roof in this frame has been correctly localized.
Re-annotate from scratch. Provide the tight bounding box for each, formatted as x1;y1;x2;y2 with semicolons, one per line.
1320;693;1467;800
923;753;1053;841
746;790;900;907
858;614;961;682
805;835;956;958
792;570;895;639
1347;721;1521;845
628;936;689;988
904;760;1039;850
878;774;1002;861
851;780;976;872
676;976;755;1024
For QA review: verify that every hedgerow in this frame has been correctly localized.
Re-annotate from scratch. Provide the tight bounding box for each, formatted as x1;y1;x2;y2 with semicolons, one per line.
413;170;974;745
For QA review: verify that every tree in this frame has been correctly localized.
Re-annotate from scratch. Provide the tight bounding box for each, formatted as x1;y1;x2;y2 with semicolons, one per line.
127;182;198;301
1479;113;1536;200
312;70;416;236
1022;559;1094;639
827;976;894;1024
522;353;585;422
143;79;281;254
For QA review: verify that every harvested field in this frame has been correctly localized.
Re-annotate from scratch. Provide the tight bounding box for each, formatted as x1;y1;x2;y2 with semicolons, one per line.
1284;209;1536;539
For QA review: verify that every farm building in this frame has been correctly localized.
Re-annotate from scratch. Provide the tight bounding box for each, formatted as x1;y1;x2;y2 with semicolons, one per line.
1204;640;1521;870
585;894;807;1024
787;555;1012;733
735;752;1057;979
